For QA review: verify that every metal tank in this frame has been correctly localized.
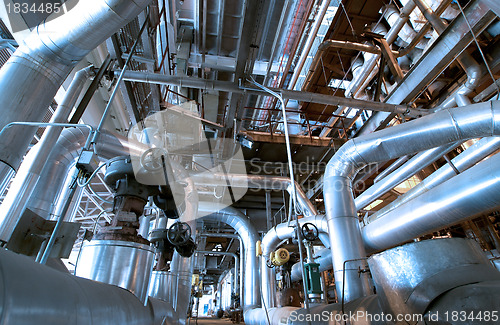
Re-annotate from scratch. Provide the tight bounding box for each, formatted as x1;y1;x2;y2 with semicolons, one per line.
75;240;155;302
368;238;500;321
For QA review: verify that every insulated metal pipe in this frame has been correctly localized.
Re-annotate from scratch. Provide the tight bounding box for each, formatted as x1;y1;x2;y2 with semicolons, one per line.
198;202;260;311
0;0;152;180
354;142;459;210
368;136;500;223
0;67;92;240
196;250;239;295
199;232;244;303
372;155;410;183
324;100;500;303
119;70;418;116
260;214;328;308
290;248;332;282
0;248;173;325
362;152;500;253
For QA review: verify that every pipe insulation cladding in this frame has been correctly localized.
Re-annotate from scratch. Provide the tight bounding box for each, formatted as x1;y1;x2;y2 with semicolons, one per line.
0;0;153;181
324;100;500;303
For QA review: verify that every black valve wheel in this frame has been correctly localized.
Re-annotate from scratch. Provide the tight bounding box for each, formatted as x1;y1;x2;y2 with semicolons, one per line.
167;222;192;246
140;147;168;172
301;222;319;241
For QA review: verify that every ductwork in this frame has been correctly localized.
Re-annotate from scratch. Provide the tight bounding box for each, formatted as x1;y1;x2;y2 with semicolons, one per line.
362;151;500;253
192;173;317;217
0;248;174;325
354;142;459;210
319;0;419;137
410;0;484;111
198;202;260;311
324;100;500;303
0;0;152;182
368;136;500;224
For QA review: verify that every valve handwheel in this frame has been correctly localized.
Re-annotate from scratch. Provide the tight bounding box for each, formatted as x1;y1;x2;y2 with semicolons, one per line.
301;222;319;241
140;147;168;172
167;222;192;246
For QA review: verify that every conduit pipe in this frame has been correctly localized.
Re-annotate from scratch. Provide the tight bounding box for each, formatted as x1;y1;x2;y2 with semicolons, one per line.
0;248;174;325
354;142;459;210
368;136;500;223
192;173;317;217
357;0;493;136
0;66;92;239
287;0;331;91
362;152;500;253
196;250;239;295
0;0;152;182
324;100;500;303
198;202;260;311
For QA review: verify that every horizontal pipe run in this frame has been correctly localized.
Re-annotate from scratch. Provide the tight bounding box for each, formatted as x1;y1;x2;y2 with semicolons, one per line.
324;100;500;303
355;142;459;210
367;136;500;223
118;71;424;117
362;152;500;253
0;248;173;325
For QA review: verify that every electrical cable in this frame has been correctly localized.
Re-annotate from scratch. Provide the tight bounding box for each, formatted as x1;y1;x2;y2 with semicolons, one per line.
76;163;108;187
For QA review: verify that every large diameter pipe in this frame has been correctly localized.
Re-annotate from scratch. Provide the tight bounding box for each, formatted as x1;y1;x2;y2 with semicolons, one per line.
0;127;142;242
354;142;459;210
0;248;173;325
0;67;91;238
198;202;260;310
368;136;500;223
324;100;500;303
362;152;500;253
0;0;152;180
